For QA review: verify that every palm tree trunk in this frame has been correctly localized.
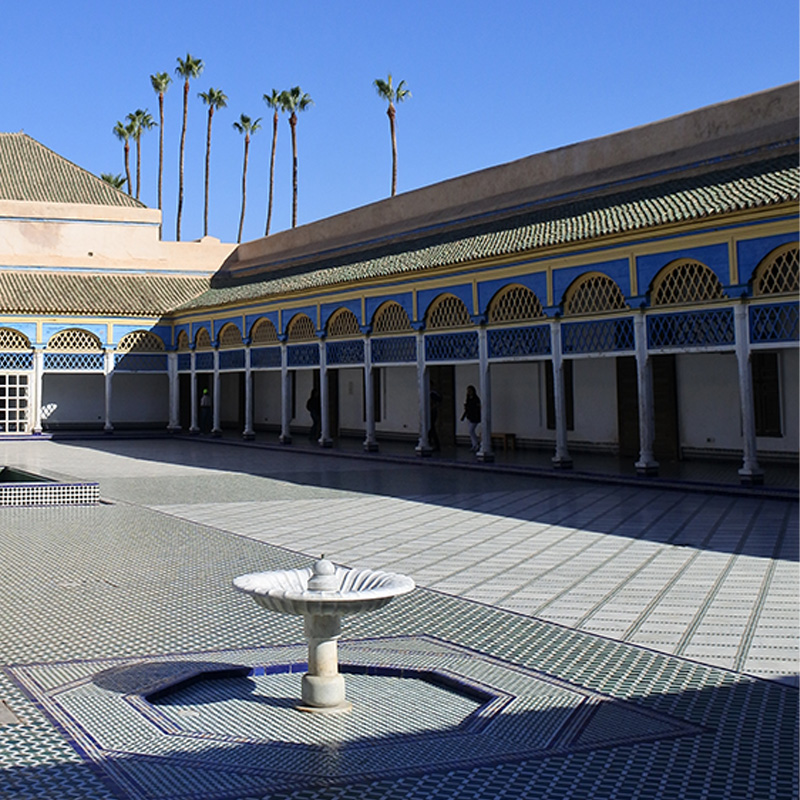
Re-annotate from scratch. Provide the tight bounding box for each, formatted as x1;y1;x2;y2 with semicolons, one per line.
204;107;214;237
290;113;298;228
124;141;132;197
238;133;250;243
266;110;278;236
135;137;142;200
157;93;165;216
388;104;398;197
177;79;189;241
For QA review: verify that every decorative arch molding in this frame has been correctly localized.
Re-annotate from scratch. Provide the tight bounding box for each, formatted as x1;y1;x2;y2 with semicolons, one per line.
326;308;361;339
372;301;413;334
650;259;726;306
562;272;627;316
116;330;165;352
250;317;279;345
425;293;473;330
751;243;799;296
487;284;545;324
218;323;244;349
195;328;213;350
176;331;191;351
286;313;317;342
0;327;32;351
45;328;103;352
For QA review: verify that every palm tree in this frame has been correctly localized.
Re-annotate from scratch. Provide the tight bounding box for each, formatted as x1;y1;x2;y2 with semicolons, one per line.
233;114;262;243
101;173;127;190
279;87;313;228
113;120;134;197
198;87;228;237
126;109;156;201
262;89;282;236
150;72;172;221
174;53;204;241
373;73;411;197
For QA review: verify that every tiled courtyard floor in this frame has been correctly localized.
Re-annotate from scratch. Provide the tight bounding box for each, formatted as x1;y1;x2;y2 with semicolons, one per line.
0;438;797;799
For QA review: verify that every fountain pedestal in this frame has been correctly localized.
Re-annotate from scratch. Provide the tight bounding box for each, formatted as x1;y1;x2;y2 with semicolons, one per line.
233;557;414;714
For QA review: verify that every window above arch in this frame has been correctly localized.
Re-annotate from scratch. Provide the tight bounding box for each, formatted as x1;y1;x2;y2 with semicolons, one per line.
176;331;191;351
195;328;212;350
286;314;316;342
0;328;31;351
425;294;472;330
326;308;360;339
752;244;799;296
563;273;627;315
651;260;725;306
250;318;279;345
46;328;103;352
372;301;412;334
116;330;165;353
218;324;244;349
487;285;544;323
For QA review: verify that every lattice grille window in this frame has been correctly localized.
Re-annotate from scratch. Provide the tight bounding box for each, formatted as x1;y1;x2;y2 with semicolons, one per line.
426;295;472;330
488;285;544;323
177;331;191;351
651;261;725;306
46;329;102;352
287;315;317;342
327;309;360;338
250;319;278;345
0;328;30;351
564;273;627;315
218;325;244;349
116;331;165;352
195;329;212;350
372;302;412;334
753;245;799;296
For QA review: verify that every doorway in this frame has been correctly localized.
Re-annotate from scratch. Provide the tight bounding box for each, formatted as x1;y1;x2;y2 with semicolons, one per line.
428;365;456;447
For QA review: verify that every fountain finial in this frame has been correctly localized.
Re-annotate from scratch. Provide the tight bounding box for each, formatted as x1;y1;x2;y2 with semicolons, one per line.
307;557;339;592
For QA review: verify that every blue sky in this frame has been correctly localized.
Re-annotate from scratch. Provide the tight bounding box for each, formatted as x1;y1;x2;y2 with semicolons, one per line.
3;0;798;245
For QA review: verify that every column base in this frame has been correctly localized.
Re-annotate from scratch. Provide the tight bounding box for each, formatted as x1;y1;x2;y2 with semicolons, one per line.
279;434;293;445
167;425;182;434
477;450;495;463
363;440;379;452
211;430;222;438
635;459;659;476
319;438;333;448
738;467;764;486
552;456;573;470
190;427;200;436
242;432;255;441
103;427;114;435
415;445;433;458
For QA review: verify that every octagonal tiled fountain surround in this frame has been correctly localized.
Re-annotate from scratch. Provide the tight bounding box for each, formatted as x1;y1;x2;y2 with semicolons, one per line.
6;636;703;800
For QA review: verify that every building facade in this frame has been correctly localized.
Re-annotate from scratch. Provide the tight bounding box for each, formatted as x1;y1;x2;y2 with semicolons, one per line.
1;85;798;485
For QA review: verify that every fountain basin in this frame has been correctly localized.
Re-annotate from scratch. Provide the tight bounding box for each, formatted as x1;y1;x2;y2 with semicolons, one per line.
233;563;415;616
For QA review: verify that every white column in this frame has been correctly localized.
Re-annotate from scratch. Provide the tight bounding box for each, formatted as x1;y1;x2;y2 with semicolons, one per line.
243;344;255;439
103;348;114;433
32;347;44;434
363;336;378;451
476;326;494;462
633;312;658;475
318;337;332;447
167;351;180;432
189;349;199;434
212;347;222;436
280;340;292;444
415;329;432;456
550;320;571;468
734;303;763;485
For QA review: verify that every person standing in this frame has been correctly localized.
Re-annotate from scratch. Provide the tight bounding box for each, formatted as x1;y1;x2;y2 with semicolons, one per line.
461;385;481;452
200;388;212;434
306;387;321;442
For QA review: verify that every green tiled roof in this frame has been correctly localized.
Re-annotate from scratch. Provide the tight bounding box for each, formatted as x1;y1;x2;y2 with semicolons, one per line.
179;154;799;311
0;272;208;316
0;133;144;207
